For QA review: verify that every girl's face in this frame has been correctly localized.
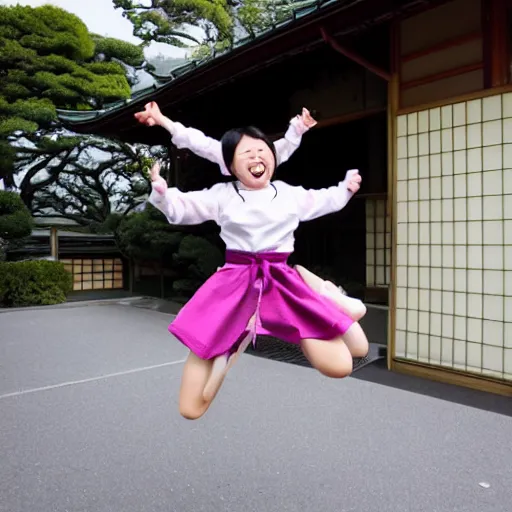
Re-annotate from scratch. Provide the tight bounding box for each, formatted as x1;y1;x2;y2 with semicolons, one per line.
231;135;275;190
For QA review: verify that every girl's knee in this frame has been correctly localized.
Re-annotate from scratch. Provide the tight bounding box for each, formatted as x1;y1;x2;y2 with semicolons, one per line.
301;337;353;379
179;402;208;420
353;342;369;358
321;362;353;379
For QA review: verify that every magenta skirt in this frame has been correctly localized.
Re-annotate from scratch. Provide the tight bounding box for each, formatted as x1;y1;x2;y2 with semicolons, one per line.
169;250;355;359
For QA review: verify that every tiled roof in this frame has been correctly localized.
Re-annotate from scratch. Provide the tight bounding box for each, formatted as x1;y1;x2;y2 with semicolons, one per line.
56;0;340;123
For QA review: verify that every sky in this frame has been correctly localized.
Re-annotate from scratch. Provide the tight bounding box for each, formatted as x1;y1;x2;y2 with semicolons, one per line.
0;0;201;58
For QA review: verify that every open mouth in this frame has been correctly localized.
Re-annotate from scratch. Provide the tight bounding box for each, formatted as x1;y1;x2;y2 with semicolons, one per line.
249;163;265;179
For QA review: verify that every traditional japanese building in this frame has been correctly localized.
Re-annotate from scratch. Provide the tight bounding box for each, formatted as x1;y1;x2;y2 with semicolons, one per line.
58;0;512;396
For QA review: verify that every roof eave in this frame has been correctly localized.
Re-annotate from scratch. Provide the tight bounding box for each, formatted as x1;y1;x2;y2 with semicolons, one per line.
58;0;448;141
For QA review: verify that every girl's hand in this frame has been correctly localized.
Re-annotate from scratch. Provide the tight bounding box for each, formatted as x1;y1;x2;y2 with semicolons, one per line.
301;108;317;129
345;169;362;193
134;101;165;127
150;161;167;195
289;107;317;135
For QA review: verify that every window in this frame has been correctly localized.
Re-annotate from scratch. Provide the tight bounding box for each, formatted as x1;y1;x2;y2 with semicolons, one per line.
60;258;124;291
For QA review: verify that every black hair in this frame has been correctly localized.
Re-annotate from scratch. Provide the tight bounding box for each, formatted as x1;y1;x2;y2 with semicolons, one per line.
221;126;278;202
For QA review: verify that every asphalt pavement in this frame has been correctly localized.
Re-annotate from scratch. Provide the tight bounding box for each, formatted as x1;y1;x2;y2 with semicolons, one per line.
1;304;511;512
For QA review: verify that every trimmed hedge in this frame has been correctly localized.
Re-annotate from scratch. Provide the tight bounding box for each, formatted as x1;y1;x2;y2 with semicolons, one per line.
0;260;72;307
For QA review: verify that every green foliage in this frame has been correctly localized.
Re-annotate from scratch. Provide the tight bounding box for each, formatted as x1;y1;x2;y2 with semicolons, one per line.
110;206;223;298
0;260;72;307
84;62;126;76
0;3;143;138
114;0;233;47
0;117;38;136
91;34;145;67
37;135;82;152
0;2;152;223
0;97;56;125
172;234;224;295
0;142;15;181
191;38;230;59
175;234;223;277
237;0;312;36
121;0;307;59
116;206;184;261
0;191;33;242
0;4;95;61
125;155;154;179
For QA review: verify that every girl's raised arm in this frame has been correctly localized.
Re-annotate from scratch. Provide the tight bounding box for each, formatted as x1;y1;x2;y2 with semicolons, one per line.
294;169;362;222
148;162;221;226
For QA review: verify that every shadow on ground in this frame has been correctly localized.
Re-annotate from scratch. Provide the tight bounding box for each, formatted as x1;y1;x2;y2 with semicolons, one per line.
350;359;512;418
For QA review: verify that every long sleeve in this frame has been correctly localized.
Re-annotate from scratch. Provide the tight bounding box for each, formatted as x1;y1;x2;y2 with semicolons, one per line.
168;122;230;175
274;117;308;166
294;170;358;222
148;182;223;225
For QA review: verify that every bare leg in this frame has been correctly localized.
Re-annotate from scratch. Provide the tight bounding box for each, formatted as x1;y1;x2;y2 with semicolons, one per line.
300;323;369;378
179;351;218;420
180;344;249;420
300;335;353;378
294;265;367;321
202;313;256;402
341;321;369;359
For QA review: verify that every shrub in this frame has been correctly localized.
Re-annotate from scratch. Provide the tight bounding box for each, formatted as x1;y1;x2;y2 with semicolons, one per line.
172;234;224;296
115;207;184;261
0;259;72;307
0;190;33;260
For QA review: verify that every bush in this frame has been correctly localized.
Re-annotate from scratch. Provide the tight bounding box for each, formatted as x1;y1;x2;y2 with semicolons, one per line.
0;259;72;307
116;207;184;261
172;234;224;296
0;190;33;260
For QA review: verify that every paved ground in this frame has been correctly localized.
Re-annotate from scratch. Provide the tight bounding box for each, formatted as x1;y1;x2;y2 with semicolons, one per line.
0;304;511;512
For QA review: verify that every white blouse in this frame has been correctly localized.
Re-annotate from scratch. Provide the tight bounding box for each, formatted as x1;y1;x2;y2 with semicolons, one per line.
162;119;306;176
149;171;356;254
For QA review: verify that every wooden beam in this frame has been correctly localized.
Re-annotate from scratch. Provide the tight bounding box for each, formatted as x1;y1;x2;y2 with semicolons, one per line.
400;62;483;90
391;359;512;397
267;107;386;139
320;27;391;81
314;106;387;129
401;31;482;62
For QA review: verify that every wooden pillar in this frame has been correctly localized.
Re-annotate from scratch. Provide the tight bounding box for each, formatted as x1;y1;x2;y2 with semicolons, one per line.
387;20;400;370
50;227;59;260
129;258;134;294
483;0;509;87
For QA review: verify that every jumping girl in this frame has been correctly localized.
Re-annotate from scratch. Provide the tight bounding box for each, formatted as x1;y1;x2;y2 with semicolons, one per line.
139;104;369;420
